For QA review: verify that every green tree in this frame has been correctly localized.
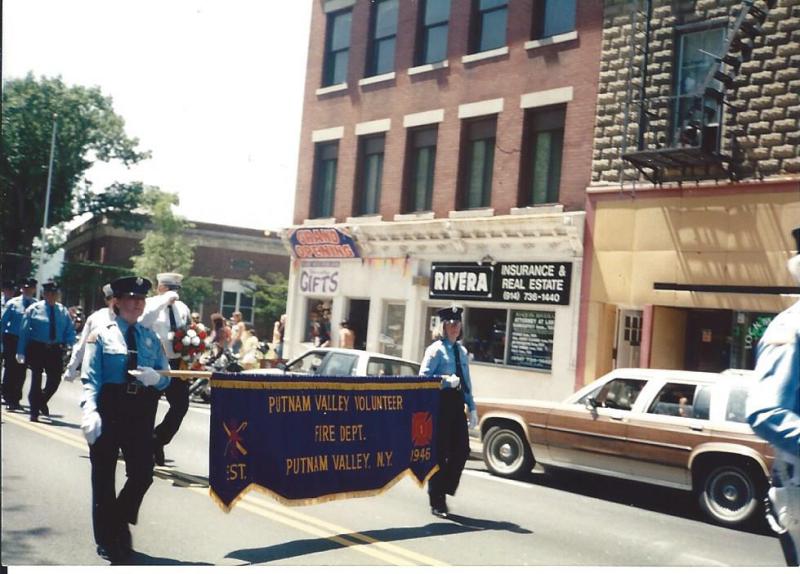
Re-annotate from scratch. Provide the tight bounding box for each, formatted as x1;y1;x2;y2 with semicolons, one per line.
247;272;289;329
181;276;215;314
130;188;194;284
1;74;149;276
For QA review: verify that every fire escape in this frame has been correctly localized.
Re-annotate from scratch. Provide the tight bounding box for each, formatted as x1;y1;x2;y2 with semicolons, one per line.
621;0;778;185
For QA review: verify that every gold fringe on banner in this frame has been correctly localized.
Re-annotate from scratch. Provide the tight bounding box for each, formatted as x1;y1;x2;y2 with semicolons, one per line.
208;465;440;513
210;378;442;391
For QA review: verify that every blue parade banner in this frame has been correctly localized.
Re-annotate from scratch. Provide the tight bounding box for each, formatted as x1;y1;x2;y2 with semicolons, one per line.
208;373;441;511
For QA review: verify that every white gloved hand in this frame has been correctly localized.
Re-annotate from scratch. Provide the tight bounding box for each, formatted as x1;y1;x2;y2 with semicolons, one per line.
81;410;102;445
443;374;460;388
468;409;478;429
15;354;25;365
164;291;180;305
64;365;79;382
128;366;162;387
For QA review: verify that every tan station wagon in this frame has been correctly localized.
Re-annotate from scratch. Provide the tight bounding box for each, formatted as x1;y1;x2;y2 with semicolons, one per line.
475;368;774;528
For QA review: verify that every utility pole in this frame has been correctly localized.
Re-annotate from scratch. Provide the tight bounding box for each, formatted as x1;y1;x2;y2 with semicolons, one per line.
36;113;58;297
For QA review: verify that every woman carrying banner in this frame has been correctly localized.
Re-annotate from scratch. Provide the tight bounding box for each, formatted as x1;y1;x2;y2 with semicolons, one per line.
79;276;171;563
419;304;478;518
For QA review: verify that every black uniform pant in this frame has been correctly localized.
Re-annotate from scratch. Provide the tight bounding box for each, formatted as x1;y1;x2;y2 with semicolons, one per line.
2;334;26;405
153;358;189;446
428;388;470;502
26;341;64;416
90;383;160;546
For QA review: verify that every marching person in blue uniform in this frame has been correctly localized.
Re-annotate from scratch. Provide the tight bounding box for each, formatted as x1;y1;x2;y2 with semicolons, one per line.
140;272;192;466
1;278;37;411
16;280;75;421
420;304;478;518
1;279;16;308
80;275;171;563
746;226;800;567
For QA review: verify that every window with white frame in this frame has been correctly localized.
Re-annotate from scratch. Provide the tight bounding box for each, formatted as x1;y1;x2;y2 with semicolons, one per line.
221;279;255;323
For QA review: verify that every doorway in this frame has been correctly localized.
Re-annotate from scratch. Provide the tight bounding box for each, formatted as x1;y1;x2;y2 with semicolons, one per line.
346;299;370;351
614;309;643;369
684;309;731;372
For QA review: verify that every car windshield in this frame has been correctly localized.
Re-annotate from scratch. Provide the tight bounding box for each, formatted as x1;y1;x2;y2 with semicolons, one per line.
287;350;328;373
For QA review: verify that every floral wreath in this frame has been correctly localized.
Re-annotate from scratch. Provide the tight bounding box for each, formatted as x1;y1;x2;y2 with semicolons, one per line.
168;322;209;368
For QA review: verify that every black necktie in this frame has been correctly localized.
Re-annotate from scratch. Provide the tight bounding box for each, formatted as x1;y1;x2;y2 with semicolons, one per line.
49;305;56;341
126;325;138;383
453;343;469;394
168;305;177;331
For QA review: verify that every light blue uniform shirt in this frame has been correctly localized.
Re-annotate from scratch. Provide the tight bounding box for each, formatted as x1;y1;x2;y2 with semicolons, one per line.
81;317;170;408
420;338;476;412
17;300;76;354
746;300;800;459
1;295;37;338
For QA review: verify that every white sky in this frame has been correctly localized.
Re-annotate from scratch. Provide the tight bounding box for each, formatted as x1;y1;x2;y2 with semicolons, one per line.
2;0;312;232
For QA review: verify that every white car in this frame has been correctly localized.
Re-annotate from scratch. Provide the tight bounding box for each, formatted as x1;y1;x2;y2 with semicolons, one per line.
244;347;421;377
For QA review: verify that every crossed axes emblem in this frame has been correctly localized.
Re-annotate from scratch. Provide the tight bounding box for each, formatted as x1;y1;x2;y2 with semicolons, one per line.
223;421;248;457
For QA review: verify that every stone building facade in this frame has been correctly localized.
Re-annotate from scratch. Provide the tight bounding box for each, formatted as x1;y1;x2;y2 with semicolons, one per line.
578;0;800;386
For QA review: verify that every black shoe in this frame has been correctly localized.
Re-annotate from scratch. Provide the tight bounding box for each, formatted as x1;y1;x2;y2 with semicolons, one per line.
153;440;166;466
29;414;39;423
40;404;49;416
6;403;20;411
96;542;124;563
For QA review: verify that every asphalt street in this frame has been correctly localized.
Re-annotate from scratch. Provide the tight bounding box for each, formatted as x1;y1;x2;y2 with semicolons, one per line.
1;375;787;567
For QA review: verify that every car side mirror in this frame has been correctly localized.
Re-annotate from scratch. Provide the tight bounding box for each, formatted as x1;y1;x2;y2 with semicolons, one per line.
586;397;598;411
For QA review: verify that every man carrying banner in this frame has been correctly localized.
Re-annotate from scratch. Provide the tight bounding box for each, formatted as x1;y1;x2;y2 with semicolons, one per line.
420;304;478;518
80;276;171;563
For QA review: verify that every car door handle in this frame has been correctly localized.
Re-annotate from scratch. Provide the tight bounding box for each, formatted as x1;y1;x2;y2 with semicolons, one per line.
610;414;625;421
689;424;704;431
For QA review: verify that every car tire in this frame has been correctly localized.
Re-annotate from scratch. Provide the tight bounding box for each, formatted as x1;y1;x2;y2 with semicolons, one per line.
482;425;534;480
697;463;763;527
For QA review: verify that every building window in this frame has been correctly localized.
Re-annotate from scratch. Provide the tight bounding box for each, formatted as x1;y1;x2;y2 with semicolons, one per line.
367;0;398;77
404;126;438;212
460;117;496;209
522;106;565;206
221;279;255;323
356;134;385;216
533;0;576;39
674;27;724;146
471;0;508;54
305;299;332;346
416;0;450;65
311;142;338;219
323;9;352;86
380;303;406;357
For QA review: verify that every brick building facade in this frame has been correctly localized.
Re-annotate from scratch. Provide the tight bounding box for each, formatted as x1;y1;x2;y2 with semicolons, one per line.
578;0;800;386
283;0;604;401
62;216;289;336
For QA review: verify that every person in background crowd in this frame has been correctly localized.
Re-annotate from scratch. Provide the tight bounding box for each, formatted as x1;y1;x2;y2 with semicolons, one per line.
230;310;244;353
238;323;261;370
338;319;355;349
17;281;76;422
65;283;117;381
80;275;171;564
190;312;201;325
746;226;800;567
1;279;16;308
319;305;331;347
419;304;478;518
140;272;191;467
208;312;232;358
272;314;286;359
1;278;37;411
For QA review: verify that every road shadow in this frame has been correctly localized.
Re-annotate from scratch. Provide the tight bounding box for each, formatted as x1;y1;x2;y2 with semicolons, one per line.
497;465;774;536
226;515;531;565
44;417;82;431
122;550;213;566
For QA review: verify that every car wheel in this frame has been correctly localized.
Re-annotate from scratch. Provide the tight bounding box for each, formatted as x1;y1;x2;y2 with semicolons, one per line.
697;464;761;527
482;425;534;480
